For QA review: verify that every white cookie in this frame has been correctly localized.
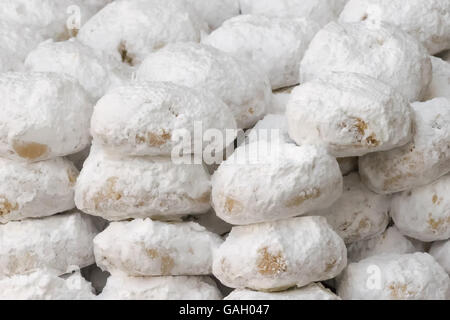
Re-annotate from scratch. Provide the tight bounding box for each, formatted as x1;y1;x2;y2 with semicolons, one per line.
340;0;450;54
75;145;211;221
212;141;343;225
0;211;99;276
287;72;413;157
94;219;223;276
136;42;271;129
225;283;340;300
203;15;319;89
314;173;390;244
213;216;347;291
99;274;222;300
337;253;450;300
0;72;93;162
391;174;450;242
359;98;450;194
300;21;432;102
90;81;237;157
0;270;95;300
0;157;78;223
77;0;206;66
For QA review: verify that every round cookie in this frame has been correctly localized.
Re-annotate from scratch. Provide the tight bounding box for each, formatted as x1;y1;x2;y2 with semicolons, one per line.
211;141;343;225
186;0;240;30
75;145;212;221
203;15;319;89
314;172;390;244
136;42;271;129
286;72;413;157
225;283;340;300
0;72;93;162
359;98;450;194
25;39;128;100
337;253;450;300
425;56;450;101
239;0;348;27
347;226;419;263
300;21;432;102
0;157;78;223
94;219;223;276
339;0;450;54
391;174;450;242
0;270;95;300
90;81;237;157
77;0;206;66
212;216;347;291
99;275;222;300
0;211;99;276
429;240;450;274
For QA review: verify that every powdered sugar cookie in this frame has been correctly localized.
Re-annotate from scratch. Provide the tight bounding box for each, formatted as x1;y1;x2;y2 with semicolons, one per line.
203;15;319;89
75;146;211;221
239;0;348;27
99;275;222;300
0;211;99;276
314;173;390;244
94;219;222;276
339;0;450;54
212;141;343;225
213;216;347;291
225;283;340;300
391;174;450;242
300;21;432;102
0;157;78;223
0;269;95;300
0;72;93;162
337;253;450;300
90;81;236;156
287;72;413;157
77;0;206;66
359;98;450;194
136;42;271;129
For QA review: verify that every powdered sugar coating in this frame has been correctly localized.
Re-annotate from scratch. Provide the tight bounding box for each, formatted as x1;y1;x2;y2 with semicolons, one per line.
77;0;206;66
212;141;343;225
75;145;211;221
391;174;450;242
136;42;271;129
186;0;240;30
213;216;347;291
239;0;348;27
91;82;237;156
0;157;78;223
225;283;340;300
425;56;450;101
0;72;93;162
245;114;294;145
0;270;95;300
347;226;418;263
314;173;390;244
429;240;450;274
300;21;432;102
287;72;413;157
25;39;128;100
337;253;450;300
359;98;450;194
0;211;99;276
339;0;450;54
203;15;320;89
99;275;222;300
94;219;223;276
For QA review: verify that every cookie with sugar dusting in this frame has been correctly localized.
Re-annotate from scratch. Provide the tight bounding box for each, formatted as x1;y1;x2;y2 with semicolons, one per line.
212;216;347;291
